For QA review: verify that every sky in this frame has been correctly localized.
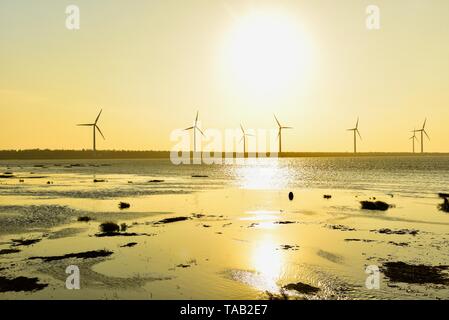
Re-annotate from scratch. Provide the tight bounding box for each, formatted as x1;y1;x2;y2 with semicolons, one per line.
1;0;449;152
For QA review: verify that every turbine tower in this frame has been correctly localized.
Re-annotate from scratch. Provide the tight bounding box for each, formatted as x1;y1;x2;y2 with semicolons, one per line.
409;128;418;153
347;117;362;154
274;114;292;154
240;123;253;155
77;109;105;152
184;111;205;153
415;119;430;153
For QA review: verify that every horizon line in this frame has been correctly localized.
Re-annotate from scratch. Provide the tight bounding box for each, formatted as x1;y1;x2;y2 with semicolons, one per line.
1;149;449;160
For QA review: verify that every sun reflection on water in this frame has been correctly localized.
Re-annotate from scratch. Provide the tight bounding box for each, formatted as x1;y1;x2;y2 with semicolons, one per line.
250;237;283;292
233;159;293;190
240;211;280;229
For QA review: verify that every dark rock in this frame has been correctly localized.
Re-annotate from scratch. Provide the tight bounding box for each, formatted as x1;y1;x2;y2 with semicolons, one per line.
77;216;92;222
120;242;138;248
0;249;21;255
95;232;153;237
0;276;48;293
176;259;197;268
360;200;391;211
274;221;296;225
278;245;299;251
283;282;320;294
374;228;419;236
118;202;130;209
388;241;409;247
438;198;449;213
99;222;120;233
382;261;449;284
0;174;15;178
29;250;113;262
154;217;190;224
11;238;41;247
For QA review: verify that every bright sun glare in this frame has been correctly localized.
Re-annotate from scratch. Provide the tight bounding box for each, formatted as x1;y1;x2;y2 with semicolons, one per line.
224;11;312;95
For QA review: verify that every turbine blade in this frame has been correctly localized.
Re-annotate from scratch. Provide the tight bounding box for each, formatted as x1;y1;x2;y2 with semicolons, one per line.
77;124;94;126
357;129;362;140
195;111;199;125
96;125;105;140
424;130;430;140
184;126;194;131
196;127;205;137
422;118;427;129
240;124;245;134
282;126;293;129
356;117;359;129
274;114;281;127
95;109;103;124
240;136;244;143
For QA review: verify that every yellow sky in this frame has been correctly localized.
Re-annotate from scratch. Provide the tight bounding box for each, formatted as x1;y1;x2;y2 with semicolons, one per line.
1;0;448;152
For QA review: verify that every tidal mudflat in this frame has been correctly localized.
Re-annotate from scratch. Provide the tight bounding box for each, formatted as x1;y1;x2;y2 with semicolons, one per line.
0;158;448;299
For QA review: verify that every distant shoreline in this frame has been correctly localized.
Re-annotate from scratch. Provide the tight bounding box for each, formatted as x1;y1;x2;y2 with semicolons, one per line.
0;150;448;160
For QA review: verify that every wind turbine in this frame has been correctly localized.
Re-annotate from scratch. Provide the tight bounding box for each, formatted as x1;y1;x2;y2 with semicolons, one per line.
414;119;430;153
240;123;253;155
184;111;205;153
77;109;105;152
409;128;418;153
274;114;292;154
347;117;362;153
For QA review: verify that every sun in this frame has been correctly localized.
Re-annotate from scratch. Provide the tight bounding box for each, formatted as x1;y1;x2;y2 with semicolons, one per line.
223;10;313;96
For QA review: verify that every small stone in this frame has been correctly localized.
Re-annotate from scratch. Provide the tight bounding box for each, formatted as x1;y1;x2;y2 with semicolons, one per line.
118;202;130;209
